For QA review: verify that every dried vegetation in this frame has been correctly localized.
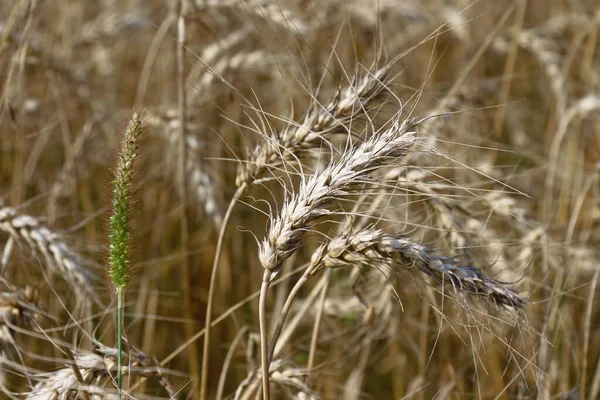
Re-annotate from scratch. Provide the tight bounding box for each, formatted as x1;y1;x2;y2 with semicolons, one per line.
0;0;599;399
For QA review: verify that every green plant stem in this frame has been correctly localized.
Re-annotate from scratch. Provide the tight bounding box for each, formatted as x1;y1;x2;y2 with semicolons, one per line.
117;287;124;399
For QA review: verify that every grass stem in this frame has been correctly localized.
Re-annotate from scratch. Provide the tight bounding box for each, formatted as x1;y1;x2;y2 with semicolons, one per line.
201;183;247;400
117;287;124;399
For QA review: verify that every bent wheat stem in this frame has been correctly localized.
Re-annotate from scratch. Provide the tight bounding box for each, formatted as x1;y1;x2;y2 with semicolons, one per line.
259;270;273;400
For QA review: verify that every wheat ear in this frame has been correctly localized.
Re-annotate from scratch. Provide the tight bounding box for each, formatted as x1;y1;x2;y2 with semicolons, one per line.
1;285;42;397
309;228;525;309
259;116;419;275
202;63;396;398
236;64;394;187
27;341;175;399
0;206;96;304
258;116;419;398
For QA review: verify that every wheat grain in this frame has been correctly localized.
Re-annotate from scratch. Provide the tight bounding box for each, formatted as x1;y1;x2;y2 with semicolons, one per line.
257;115;418;398
27;342;176;400
1;285;42;396
309;227;525;309
236;64;395;187
259;116;418;275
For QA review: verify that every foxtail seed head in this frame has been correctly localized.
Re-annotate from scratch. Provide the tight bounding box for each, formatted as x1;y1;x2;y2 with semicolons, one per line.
108;113;143;291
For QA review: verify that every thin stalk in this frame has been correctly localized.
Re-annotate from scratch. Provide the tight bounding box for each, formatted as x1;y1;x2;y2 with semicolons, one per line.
117;287;124;399
273;274;328;360
216;326;248;400
306;269;331;378
176;1;200;395
127;263;308;395
200;183;247;400
493;0;526;142
259;270;273;400
268;272;310;362
581;268;600;400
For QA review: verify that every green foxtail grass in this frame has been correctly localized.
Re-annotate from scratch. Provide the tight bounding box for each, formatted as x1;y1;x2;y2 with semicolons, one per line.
108;113;143;399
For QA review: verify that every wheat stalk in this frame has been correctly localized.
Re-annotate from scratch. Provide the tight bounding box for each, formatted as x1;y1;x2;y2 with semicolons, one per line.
202;62;398;397
257;116;419;398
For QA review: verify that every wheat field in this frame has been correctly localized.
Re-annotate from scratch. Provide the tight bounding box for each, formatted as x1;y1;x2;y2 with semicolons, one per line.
0;0;599;399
